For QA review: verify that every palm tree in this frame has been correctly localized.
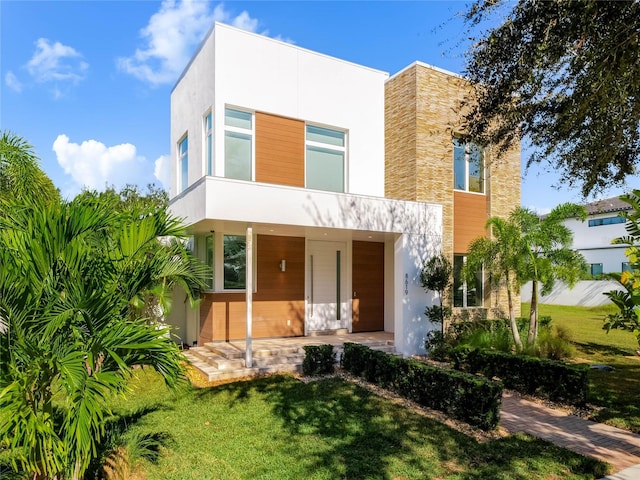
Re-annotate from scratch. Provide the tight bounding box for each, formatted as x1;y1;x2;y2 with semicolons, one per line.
464;216;524;351
0;130;59;207
514;204;587;345
0;195;207;479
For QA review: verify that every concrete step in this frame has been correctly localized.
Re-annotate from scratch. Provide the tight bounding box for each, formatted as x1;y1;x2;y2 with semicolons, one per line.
252;353;305;368
204;342;245;359
189;347;246;370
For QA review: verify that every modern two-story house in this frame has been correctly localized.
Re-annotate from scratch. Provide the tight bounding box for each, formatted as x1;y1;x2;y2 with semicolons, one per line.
167;23;521;357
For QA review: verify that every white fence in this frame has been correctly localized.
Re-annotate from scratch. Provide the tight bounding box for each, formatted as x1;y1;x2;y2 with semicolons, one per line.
520;280;624;307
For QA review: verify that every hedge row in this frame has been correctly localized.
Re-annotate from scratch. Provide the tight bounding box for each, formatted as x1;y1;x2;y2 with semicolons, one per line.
451;346;589;405
341;342;502;430
302;344;336;376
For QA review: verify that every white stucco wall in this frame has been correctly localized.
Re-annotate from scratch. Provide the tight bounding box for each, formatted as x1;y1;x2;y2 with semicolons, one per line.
170;22;388;200
564;215;629;273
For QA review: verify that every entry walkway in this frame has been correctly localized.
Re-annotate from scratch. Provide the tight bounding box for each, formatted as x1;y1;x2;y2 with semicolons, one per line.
501;392;640;478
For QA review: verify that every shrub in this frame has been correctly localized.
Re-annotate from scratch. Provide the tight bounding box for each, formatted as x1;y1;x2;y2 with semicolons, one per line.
424;330;452;361
342;343;502;430
302;345;336;376
452;346;588;405
526;325;575;360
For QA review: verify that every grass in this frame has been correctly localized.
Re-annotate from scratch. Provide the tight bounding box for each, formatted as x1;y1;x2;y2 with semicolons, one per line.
522;302;640;433
107;369;608;480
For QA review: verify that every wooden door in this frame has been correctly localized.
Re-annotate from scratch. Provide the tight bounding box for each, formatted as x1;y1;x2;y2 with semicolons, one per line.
352;241;384;332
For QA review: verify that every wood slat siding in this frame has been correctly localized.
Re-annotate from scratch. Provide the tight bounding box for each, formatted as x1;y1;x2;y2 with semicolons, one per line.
199;235;305;343
453;191;489;253
352;241;385;332
255;112;305;187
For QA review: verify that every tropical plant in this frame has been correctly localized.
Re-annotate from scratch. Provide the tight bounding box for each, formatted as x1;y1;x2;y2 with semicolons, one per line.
516;203;588;345
463;216;524;350
604;190;640;349
420;254;452;332
0;194;207;479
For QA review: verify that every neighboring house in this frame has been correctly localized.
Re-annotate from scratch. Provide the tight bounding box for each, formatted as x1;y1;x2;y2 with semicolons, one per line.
167;23;521;356
563;196;631;275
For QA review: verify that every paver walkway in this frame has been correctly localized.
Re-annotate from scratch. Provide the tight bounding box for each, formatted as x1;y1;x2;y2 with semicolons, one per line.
501;392;640;478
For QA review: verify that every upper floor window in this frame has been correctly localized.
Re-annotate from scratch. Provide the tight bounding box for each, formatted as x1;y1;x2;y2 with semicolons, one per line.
453;254;483;308
224;108;253;181
178;135;188;193
306;125;345;193
588;216;625;227
454;138;484;194
204;111;213;176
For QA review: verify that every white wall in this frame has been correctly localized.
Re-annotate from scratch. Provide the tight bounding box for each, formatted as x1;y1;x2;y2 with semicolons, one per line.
565;215;629;273
521;280;622;307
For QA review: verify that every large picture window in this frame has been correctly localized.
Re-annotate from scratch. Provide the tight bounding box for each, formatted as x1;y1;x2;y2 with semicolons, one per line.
453;255;483;308
454;138;484;193
224;108;253;181
306;125;345;193
178;135;188;193
223;235;246;289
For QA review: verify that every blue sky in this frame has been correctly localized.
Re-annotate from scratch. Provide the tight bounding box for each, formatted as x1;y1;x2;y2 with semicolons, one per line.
2;0;637;211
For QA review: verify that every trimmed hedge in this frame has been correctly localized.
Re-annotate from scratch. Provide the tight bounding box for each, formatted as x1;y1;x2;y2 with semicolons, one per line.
341;342;502;430
302;344;336;376
451;346;589;405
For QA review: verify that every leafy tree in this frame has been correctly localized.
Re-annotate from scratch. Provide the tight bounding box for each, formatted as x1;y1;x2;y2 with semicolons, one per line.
463;216;524;351
420;253;453;331
0;131;59;207
462;1;640;197
604;190;640;349
514;204;587;345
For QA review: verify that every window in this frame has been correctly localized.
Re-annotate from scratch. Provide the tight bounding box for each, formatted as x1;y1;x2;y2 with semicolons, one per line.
622;262;632;272
453;138;484;193
178;135;188;193
223;235;246;289
224;108;253;181
205;234;214;290
453;255;483;308
590;263;603;277
588;216;625;227
204;112;213;176
306;125;345;193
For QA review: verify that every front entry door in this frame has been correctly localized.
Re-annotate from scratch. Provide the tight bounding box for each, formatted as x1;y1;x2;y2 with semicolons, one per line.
352;241;385;332
307;241;347;332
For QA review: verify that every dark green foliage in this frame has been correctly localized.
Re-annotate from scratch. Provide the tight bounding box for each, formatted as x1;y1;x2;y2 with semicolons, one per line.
463;1;640;197
341;343;502;430
302;345;336;376
452;347;589;405
420;254;453;327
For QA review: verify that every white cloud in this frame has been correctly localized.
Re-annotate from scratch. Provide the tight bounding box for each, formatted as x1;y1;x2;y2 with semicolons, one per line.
154;154;171;190
53;134;150;191
5;71;23;92
26;38;88;84
117;0;263;86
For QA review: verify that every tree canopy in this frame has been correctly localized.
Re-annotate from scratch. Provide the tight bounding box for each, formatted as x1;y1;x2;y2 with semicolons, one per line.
462;0;640;197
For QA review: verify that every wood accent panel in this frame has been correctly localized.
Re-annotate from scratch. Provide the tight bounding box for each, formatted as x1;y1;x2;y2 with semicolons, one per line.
255;112;305;187
454;191;489;252
352;241;384;332
199;235;305;343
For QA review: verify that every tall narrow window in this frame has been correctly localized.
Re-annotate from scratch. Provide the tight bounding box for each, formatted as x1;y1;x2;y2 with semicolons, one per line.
224;108;253;181
223;235;246;289
205;112;213;176
306;125;345;193
205;234;214;290
453;254;483;307
178;135;188;193
453;138;484;193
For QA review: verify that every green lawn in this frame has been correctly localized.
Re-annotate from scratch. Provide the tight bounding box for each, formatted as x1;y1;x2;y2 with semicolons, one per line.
522;303;640;433
111;370;607;480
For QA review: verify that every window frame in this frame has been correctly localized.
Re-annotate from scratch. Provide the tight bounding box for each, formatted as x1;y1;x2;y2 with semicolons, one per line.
590;263;604;277
453;137;485;194
588;216;625;227
453;254;484;308
178;134;189;194
305;124;347;193
224;107;254;181
204;110;213;176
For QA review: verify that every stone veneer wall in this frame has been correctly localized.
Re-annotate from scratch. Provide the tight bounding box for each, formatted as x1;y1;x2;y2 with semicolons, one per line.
385;62;521;319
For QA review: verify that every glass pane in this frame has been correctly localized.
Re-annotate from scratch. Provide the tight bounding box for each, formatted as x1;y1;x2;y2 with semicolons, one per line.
206;134;213;176
453;139;466;190
225;131;252;180
623;262;632;272
205;235;214;290
590;263;603;276
468;142;484;193
467;267;483;307
179;136;188;154
306;146;344;192
307;125;344;147
453;255;464;307
225;108;252;130
180;136;188;192
205;112;212;130
224;235;246;289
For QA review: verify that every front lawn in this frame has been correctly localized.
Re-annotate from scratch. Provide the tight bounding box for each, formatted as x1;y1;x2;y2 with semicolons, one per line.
109;369;606;480
522;303;640;433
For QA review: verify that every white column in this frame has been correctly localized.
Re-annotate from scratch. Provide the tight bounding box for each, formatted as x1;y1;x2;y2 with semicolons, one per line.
245;226;253;368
